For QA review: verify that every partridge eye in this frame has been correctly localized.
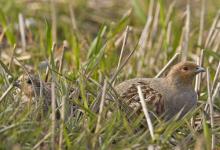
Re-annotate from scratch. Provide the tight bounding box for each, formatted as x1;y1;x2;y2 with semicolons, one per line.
182;66;188;71
26;79;32;84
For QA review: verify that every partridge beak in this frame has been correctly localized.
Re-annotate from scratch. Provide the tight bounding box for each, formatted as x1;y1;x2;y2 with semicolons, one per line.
195;66;205;74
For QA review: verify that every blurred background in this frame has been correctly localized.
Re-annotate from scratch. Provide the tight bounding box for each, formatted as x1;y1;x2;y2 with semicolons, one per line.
0;0;219;78
0;0;220;149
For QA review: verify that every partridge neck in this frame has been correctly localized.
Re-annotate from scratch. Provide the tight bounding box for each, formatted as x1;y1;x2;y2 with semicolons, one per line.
165;75;193;89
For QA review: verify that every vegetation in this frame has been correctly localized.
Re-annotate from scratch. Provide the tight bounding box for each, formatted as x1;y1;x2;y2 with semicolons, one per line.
0;0;219;149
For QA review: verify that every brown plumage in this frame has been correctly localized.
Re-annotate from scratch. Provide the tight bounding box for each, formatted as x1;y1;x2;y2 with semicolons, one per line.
19;75;52;110
17;75;64;119
17;75;78;119
115;61;205;120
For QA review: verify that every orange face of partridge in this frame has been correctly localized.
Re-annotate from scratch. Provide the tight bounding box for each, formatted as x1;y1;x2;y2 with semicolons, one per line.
20;76;36;98
167;61;205;85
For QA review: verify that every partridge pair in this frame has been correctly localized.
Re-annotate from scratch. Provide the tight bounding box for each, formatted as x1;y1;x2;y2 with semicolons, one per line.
115;61;205;120
18;61;205;121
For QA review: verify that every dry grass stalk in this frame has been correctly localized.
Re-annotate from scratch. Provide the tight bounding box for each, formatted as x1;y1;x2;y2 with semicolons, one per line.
137;85;154;140
18;13;26;51
45;43;56;82
196;0;205;53
166;21;172;45
136;16;152;58
58;41;67;74
0;83;14;103
95;80;107;133
0;122;20;134
148;0;154;19
37;72;44;107
152;29;165;66
205;81;220;115
178;26;185;51
212;82;220;101
152;2;160;36
206;68;215;150
51;0;57;42
193;56;199;126
136;0;154;73
211;61;220;94
69;2;78;31
181;3;190;61
209;32;220;63
9;44;16;70
150;0;176;65
110;41;138;83
204;11;220;48
51;82;56;150
195;0;205;84
195;49;204;94
165;0;176;26
32;132;51;150
151;0;175;65
151;31;164;66
205;61;220;111
93;80;107;148
208;29;219;48
59;96;66;150
155;53;180;78
116;26;130;74
195;57;200;91
149;1;160;49
113;26;130;86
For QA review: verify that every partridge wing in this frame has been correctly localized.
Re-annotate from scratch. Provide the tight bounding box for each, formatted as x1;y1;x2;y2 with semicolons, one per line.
119;81;164;117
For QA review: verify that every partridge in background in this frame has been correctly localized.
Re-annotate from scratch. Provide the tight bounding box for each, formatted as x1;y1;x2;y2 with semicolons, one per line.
16;74;78;119
115;61;205;121
18;75;52;111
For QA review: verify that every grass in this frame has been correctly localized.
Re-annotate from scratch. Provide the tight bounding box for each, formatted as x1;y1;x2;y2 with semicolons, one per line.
0;0;220;149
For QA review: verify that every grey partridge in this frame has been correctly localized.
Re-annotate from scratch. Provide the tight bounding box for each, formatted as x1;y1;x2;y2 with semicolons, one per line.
19;75;52;111
115;61;205;121
17;74;78;119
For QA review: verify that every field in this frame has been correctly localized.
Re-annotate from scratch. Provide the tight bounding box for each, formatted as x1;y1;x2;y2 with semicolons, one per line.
0;0;220;149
